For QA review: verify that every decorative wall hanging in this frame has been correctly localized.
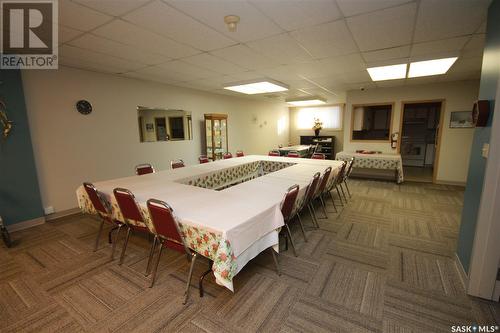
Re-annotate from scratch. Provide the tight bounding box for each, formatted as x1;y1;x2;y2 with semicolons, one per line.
450;111;474;128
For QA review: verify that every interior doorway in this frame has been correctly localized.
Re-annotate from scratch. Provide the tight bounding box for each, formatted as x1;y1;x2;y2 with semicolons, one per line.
399;101;443;183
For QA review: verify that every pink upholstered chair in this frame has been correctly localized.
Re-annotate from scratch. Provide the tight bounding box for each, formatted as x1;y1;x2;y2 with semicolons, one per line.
313;167;333;218
223;152;233;159
170;159;185;169
146;199;201;303
83;182;125;259
268;150;280;156
236;150;244;157
326;161;347;207
302;172;321;228
340;157;355;199
135;163;154;175
287;151;300;158
280;184;300;257
311;153;326;160
199;155;209;164
113;188;155;271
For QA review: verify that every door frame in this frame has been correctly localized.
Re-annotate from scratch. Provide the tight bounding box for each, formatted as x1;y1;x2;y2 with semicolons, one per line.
398;99;446;183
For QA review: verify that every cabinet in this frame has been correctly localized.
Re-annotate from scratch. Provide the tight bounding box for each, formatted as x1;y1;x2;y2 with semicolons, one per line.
300;135;335;159
205;114;228;161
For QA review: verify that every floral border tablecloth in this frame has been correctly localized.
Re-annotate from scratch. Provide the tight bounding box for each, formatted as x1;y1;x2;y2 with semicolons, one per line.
336;152;404;183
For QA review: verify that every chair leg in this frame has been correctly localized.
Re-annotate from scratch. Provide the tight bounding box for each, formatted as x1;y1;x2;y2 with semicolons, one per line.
285;224;297;257
199;260;213;297
108;225;118;244
149;242;164;288
94;219;105;252
344;180;352;198
270;247;281;276
308;203;319;228
319;196;328;219
145;236;158;276
335;185;344;205
340;182;348;202
183;253;198;304
111;225;123;260
297;213;308;242
119;227;132;265
327;191;338;213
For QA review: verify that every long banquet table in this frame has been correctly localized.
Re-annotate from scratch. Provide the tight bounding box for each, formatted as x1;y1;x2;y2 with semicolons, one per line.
77;155;343;291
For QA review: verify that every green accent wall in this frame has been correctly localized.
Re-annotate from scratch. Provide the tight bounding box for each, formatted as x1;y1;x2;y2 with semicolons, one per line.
0;69;44;226
457;0;500;272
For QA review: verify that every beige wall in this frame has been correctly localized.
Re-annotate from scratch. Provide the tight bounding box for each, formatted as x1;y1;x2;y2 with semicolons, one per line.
344;80;480;184
22;66;289;213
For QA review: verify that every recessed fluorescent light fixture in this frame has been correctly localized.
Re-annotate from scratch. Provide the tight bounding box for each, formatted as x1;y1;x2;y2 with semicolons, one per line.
223;79;289;94
367;63;407;81
408;57;458;78
286;96;327;106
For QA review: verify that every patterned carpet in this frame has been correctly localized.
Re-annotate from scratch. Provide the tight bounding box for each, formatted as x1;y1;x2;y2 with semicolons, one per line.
1;179;499;332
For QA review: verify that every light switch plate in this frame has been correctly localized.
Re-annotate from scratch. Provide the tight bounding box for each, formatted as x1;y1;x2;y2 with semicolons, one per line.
482;143;490;158
44;206;55;215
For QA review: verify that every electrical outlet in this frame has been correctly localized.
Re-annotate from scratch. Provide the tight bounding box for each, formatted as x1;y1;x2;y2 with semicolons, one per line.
44;206;55;215
482;143;489;158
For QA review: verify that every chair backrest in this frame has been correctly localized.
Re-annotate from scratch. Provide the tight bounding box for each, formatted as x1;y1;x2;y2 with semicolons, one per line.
83;182;109;216
335;161;347;184
236;151;244;157
280;184;300;222
311;153;326;160
113;188;144;223
316;167;332;196
304;172;321;203
199;155;209;164
268;150;280;156
147;199;187;254
287;151;300;158
223;152;233;159
346;157;355;178
136;163;154;175
170;159;185;169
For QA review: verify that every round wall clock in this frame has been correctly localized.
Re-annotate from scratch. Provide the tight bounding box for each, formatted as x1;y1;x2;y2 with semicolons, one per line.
76;100;92;115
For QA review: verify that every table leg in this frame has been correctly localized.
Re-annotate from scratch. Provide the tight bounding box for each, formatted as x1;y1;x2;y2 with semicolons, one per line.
199;259;213;297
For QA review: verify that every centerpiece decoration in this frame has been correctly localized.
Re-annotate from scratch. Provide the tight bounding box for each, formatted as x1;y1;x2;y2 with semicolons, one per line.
312;118;323;137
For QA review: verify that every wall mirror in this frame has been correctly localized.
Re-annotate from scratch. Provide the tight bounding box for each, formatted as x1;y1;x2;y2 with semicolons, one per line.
351;104;393;141
137;106;193;142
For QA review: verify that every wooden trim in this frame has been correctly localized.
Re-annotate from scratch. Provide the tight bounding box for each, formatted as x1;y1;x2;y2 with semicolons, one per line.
398;99;445;184
455;253;469;290
6;217;45;233
45;207;82;221
350;102;394;143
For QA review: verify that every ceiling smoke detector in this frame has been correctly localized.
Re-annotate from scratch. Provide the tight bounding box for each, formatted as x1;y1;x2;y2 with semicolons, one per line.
224;15;240;32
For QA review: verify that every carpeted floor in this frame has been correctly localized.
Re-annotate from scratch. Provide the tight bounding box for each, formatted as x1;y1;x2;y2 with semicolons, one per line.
1;179;499;332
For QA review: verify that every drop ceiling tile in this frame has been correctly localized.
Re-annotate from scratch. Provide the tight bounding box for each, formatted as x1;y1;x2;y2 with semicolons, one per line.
362;45;410;63
59;1;113;31
410;36;469;58
225;70;267;82
414;0;489;43
60;45;145;72
258;65;306;81
93;20;200;59
447;56;483;74
127;65;198;83
375;79;406;87
339;70;372;84
337;0;412;17
210;44;279;70
183;53;244;75
365;56;409;68
123;0;235;51
60;59;127;74
157;60;220;80
405;76;439;86
122;70;182;85
246;33;314;65
73;0;151;17
165;0;283;42
461;34;485;58
290;20;359;59
314;53;367;77
476;21;487;33
250;0;342;31
69;34;168;65
59;26;84;44
346;3;417;51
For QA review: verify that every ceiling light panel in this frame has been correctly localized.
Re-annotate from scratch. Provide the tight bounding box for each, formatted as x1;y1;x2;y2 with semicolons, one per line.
286;96;327;106
224;80;289;94
366;63;407;81
408;57;458;78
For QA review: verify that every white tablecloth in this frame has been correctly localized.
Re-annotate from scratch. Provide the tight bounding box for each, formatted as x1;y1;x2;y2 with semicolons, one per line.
336;151;404;183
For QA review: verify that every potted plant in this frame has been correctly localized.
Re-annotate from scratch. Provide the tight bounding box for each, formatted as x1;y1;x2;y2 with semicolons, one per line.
312;118;323;137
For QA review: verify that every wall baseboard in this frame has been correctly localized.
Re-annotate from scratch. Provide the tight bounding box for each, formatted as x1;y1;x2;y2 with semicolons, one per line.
44;207;81;221
455;253;469;291
435;180;466;187
6;217;46;233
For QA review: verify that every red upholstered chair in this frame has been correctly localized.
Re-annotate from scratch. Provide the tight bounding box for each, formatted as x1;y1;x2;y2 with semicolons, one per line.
83;182;125;259
236;150;244;157
223;152;233;159
268;150;280;156
303;172;321;228
287;151;300;158
199;155;209;164
313;167;333;218
146;199;201;303
113;188;155;271
280;184;300;257
170;159;185;169
341;157;355;199
135;163;154;175
326;161;347;207
311;153;326;160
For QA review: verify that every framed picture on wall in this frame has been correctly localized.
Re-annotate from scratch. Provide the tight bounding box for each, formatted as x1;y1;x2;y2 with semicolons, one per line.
146;123;154;131
450;111;474;128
